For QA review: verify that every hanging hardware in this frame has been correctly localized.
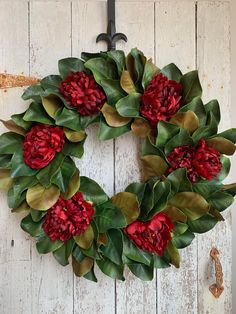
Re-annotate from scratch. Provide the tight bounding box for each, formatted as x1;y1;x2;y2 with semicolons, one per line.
209;248;224;298
96;0;127;51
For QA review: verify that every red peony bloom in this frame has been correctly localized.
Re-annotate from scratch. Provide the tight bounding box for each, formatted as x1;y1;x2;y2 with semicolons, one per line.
59;71;106;116
167;139;222;182
23;124;65;169
124;213;174;256
140;73;183;128
42;192;95;242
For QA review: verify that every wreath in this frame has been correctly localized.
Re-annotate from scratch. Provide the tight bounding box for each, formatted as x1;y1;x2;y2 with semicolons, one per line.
0;48;235;282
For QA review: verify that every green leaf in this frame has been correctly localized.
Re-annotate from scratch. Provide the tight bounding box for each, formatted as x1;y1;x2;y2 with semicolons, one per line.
206;137;236;156
85;57;118;83
172;229;195;249
156;121;180;148
112;192;140;224
11;112;33;130
100;229;123;265
167;241;180;268
142;137;164;157
124;257;154;281
0;132;24;154
223;183;236;196
62;140;85;158
80;114;100;129
26;184;60;210
142;58;160;90
216;129;236;143
21;214;44;237
217;156;231;181
74;225;94;250
100;79;126;105
123;234;152;266
40;75;62;90
140;155;168;180
7;176;37;208
168;192;209;220
116;93;141;118
81;242;99;259
23;102;55;124
11;148;38;178
94;201;126;233
205;99;221;125
97;257;124;280
167;168;192;195
0;154;12;168
30;208;46;222
187;214;218;233
179;96;207;127
173;222;188;236
22;85;44;102
153;254;170;269
129;48;146;85
83;266;98;282
125;182;146;205
107;50;126;75
36;153;65;187
81;51;108;62
12;201;31;213
58;57;84;79
51;157;76;192
53;238;75;266
79;176;108;206
36;233;63;254
207;190;234;212
99;118;130;140
55;107;82;132
165;128;193;156
192;112;218;143
72;256;94;277
63;169;80;200
41;95;63;118
181;70;202;104
161;63;182;82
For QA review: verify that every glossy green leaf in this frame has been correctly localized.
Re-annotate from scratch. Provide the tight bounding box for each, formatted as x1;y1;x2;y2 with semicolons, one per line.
23;102;55;124
21;214;44;237
30;208;46;222
0;132;24;154
153;254;170;269
85;57;118;83
62;140;85;158
205;99;221;125
0;154;12;169
116;93;141;117
156;121;180;148
181;70;202;104
107;50;126;75
97;257;124;280
100;79;126;105
11;148;38;178
216;128;236;143
165;128;193;156
112;192;140;224
161;63;182;82
22;85;44;102
55;107;82;132
124;257;154;281
11;112;33;130
63;169;80;200
187;214;218;233
79;176;108;206
83;266;98;282
142;58;160;90
192;112;218;143
94;201;126;233
74;225;94;250
72;256;94;277
53;238;75;266
125;182;146;205
172;229;195;249
207;190;234;212
99;118;131;140
40;75;62;90
51;157;76;192
36;233;63;254
100;229;123;265
58;57;84;79
167;241;180;268
179;96;207;127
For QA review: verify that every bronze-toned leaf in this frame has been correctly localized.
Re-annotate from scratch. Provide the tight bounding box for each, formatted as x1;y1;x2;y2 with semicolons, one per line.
209;207;225;221
0;73;40;89
0;169;13;189
170;110;199;134
112;191;140;224
131;118;151;138
63;169;80;200
41;95;62;118
120;70;136;94
167;241;180;268
97;233;108;246
26;184;60;210
0;119;26;136
141;155;169;180
101;103;131;127
163;206;187;223
168;192;209;220
74;225;94;249
206;137;236;156
11;201;31;213
64;128;86;142
72;256;94;277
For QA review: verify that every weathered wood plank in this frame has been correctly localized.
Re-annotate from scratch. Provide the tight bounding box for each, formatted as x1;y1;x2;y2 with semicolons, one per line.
197;2;232;313
29;2;74;314
0;3;32;314
115;3;157;314
72;2;116;314
155;2;198;314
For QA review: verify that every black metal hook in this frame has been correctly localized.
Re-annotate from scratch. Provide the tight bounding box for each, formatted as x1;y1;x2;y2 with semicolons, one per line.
96;0;127;51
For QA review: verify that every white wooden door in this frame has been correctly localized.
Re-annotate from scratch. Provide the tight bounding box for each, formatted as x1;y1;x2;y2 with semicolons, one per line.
0;1;232;313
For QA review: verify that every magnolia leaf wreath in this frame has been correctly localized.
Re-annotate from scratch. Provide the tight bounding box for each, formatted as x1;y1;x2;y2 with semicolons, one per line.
0;48;236;282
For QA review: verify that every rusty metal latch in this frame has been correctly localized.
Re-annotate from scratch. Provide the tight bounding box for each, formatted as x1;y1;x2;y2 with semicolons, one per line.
209;248;224;298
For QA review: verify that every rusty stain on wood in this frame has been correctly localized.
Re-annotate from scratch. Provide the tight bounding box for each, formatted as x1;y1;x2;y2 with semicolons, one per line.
0;73;40;89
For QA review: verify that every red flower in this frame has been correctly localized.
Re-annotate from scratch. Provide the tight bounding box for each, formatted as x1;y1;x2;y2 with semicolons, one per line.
167;139;222;182
59;71;106;116
124;213;174;256
42;192;95;242
23;124;65;169
140;73;183;128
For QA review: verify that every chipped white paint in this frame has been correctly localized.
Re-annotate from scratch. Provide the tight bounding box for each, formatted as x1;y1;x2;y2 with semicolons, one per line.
0;1;232;314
